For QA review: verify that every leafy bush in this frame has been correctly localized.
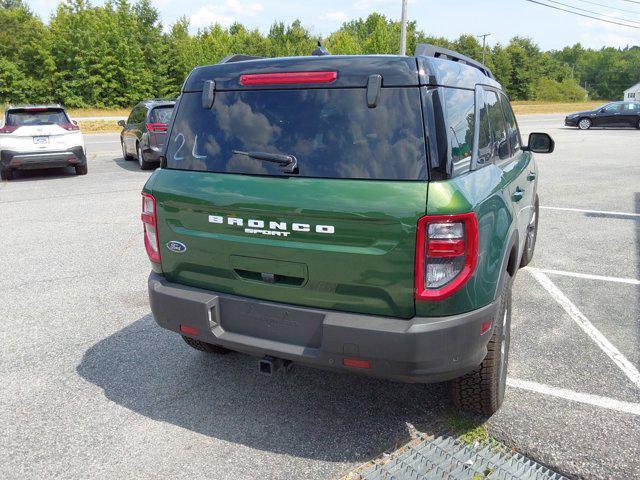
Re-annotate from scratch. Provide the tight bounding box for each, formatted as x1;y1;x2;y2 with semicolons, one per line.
533;77;587;102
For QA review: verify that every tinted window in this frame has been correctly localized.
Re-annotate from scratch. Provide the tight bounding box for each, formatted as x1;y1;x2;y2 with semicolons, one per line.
623;102;640;111
7;109;68;126
499;93;521;152
128;106;146;124
602;103;621;113
444;88;474;176
151;106;173;123
484;89;509;161
166;88;427;180
476;90;492;166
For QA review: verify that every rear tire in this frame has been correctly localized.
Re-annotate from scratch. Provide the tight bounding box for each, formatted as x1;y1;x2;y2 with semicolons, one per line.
75;164;88;175
182;335;231;354
451;274;512;416
578;118;592;130
519;195;539;268
636;119;640;130
1;169;13;181
137;142;155;170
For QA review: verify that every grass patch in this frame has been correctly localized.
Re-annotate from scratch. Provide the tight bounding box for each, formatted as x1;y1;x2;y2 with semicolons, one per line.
444;408;491;446
68;108;129;118
77;120;121;134
511;100;608;115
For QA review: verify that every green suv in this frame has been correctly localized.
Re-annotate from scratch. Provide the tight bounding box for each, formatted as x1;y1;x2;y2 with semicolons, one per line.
142;45;554;415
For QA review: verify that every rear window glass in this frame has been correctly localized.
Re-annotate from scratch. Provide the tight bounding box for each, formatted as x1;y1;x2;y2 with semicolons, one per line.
166;88;427;180
151;106;173;123
7;109;68;126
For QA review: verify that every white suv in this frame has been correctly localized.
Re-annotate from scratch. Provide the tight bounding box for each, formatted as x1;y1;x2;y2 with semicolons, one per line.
0;105;87;181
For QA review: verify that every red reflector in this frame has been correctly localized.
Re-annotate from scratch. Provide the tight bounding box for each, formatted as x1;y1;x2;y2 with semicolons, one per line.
240;71;338;86
480;321;493;335
147;123;168;132
427;239;465;258
180;325;200;336
140;212;155;226
343;358;371;369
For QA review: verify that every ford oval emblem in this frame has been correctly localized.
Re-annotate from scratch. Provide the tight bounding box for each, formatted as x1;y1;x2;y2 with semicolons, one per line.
166;241;187;253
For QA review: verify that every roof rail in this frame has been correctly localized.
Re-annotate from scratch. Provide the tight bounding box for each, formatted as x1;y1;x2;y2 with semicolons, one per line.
219;54;264;64
415;43;494;79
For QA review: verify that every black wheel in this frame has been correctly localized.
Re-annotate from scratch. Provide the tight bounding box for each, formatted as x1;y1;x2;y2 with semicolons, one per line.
578;118;592;130
75;164;88;175
636;119;640;130
451;274;512;416
121;139;133;161
182;335;231;354
137;142;155;170
1;169;13;181
519;195;539;268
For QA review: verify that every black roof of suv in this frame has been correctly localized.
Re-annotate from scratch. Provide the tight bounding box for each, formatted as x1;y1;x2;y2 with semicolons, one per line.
183;45;501;93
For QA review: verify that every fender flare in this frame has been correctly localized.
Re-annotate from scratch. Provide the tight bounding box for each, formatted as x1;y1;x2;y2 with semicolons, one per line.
494;229;519;302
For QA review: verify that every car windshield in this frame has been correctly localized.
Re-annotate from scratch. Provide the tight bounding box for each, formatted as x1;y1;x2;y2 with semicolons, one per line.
6;109;69;126
151;106;173;124
165;88;427;180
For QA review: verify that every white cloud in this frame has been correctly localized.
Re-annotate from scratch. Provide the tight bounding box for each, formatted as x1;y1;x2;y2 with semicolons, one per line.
190;0;264;28
577;10;639;48
319;11;348;22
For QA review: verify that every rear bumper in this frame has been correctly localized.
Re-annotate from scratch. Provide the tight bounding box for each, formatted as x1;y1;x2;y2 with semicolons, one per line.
142;145;163;163
148;273;499;383
1;146;86;170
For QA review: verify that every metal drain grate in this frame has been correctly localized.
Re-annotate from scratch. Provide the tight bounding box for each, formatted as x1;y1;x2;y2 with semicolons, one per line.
357;435;566;480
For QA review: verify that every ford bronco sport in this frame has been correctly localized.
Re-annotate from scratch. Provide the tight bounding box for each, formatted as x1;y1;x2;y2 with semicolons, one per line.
142;45;554;415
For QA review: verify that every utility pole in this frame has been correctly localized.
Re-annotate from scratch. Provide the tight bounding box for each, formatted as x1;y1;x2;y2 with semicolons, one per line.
400;0;408;55
477;33;491;64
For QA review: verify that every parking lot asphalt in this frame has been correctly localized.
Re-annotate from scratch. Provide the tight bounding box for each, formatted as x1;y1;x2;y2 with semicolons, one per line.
0;122;638;480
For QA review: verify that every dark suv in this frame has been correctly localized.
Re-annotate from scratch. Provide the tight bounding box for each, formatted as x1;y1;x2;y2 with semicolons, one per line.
142;45;554;415
119;100;175;170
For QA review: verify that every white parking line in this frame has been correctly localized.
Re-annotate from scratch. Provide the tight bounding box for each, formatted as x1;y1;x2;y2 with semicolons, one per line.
529;270;640;390
542;206;640;218
507;378;640;416
527;267;640;286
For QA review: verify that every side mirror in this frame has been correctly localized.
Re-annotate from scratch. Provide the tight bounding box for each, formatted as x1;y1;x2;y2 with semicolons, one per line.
117;120;126;127
524;132;554;154
600;108;607;113
72;120;78;126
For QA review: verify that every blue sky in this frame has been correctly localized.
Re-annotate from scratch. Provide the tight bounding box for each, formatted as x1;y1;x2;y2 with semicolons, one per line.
28;0;640;50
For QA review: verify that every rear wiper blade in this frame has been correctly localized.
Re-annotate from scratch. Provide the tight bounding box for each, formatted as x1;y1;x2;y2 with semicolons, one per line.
232;150;298;174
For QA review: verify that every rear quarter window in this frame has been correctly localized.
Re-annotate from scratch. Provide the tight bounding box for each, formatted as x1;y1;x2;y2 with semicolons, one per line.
151;106;173;123
443;88;475;176
165;88;427;180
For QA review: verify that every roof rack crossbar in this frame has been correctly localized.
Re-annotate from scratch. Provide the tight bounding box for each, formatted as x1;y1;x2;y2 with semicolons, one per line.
218;54;264;64
415;43;495;79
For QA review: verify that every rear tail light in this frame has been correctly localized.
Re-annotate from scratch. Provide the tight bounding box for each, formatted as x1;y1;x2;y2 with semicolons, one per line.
146;123;168;132
240;71;338;86
415;212;479;301
0;125;19;134
141;193;161;263
60;123;80;131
